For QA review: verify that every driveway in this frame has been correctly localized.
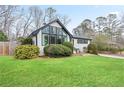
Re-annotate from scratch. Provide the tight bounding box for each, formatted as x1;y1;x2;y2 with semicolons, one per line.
99;54;124;59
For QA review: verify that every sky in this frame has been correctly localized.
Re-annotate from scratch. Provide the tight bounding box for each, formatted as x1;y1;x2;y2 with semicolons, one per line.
23;5;124;33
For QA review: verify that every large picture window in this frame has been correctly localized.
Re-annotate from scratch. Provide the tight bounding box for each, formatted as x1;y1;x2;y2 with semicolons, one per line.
57;28;63;35
63;36;68;42
42;26;69;46
50;26;56;34
42;26;49;33
77;39;88;44
43;34;49;46
57;36;62;44
63;30;67;36
50;35;56;44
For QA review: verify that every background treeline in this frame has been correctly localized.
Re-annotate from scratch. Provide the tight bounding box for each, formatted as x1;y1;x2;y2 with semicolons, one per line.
73;13;124;51
0;5;71;41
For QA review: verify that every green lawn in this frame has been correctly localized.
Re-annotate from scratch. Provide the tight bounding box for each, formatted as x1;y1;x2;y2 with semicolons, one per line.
0;55;124;87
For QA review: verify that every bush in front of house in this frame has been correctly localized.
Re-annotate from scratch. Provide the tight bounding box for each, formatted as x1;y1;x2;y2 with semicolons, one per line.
17;37;33;45
21;37;33;45
87;43;98;55
44;44;72;57
63;42;73;51
15;45;39;59
44;45;50;56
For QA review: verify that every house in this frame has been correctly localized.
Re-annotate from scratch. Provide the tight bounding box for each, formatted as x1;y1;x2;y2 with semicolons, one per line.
29;19;92;56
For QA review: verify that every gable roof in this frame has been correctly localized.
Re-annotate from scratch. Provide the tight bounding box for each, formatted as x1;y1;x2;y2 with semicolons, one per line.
29;19;92;40
29;19;73;37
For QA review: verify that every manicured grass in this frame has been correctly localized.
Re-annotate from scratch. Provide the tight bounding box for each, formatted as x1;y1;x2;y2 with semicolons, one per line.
0;55;124;87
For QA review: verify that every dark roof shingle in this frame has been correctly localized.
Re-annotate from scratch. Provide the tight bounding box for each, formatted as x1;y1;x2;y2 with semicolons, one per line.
73;35;92;40
29;19;73;37
29;19;92;40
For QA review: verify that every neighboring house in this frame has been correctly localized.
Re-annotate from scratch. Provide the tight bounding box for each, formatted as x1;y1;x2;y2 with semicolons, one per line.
29;19;92;56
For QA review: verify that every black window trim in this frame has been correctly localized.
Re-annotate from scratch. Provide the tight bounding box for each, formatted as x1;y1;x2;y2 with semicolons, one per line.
42;25;69;46
77;39;88;44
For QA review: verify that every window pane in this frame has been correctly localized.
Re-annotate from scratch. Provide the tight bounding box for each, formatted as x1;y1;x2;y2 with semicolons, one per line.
77;39;88;44
50;35;56;44
63;36;67;42
57;28;63;35
43;34;49;46
57;36;62;44
61;36;66;43
77;39;82;44
42;26;49;33
84;40;88;44
50;26;56;34
63;30;67;36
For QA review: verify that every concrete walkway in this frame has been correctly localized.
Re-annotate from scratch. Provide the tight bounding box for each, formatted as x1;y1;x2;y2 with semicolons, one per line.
99;54;124;59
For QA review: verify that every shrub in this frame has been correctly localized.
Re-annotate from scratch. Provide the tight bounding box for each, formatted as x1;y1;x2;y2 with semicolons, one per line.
15;45;39;59
44;44;72;57
87;43;98;55
63;42;73;51
0;31;8;41
92;34;109;51
17;37;25;42
118;48;124;52
97;45;107;51
111;48;118;54
18;37;33;45
110;47;119;54
102;47;119;54
44;45;49;56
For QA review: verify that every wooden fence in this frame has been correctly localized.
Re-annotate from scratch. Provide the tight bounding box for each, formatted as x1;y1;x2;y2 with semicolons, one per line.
0;41;19;56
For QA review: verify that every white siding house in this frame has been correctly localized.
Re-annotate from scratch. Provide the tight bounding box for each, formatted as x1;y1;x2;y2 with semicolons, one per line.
73;36;91;53
29;19;92;56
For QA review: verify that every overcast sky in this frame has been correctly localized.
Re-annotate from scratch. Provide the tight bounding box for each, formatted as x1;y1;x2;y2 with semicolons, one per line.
23;5;124;33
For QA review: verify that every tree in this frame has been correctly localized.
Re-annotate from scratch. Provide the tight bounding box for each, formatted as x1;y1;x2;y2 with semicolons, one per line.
95;16;107;35
81;19;94;37
106;13;121;42
44;7;71;26
14;19;24;38
0;6;71;40
20;8;33;37
29;6;43;29
73;26;81;36
73;19;94;38
0;6;18;39
92;34;110;51
0;31;8;41
44;7;56;23
58;15;71;26
73;12;124;49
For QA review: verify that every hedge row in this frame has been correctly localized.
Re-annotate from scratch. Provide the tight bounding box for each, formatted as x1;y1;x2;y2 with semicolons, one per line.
14;42;73;59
